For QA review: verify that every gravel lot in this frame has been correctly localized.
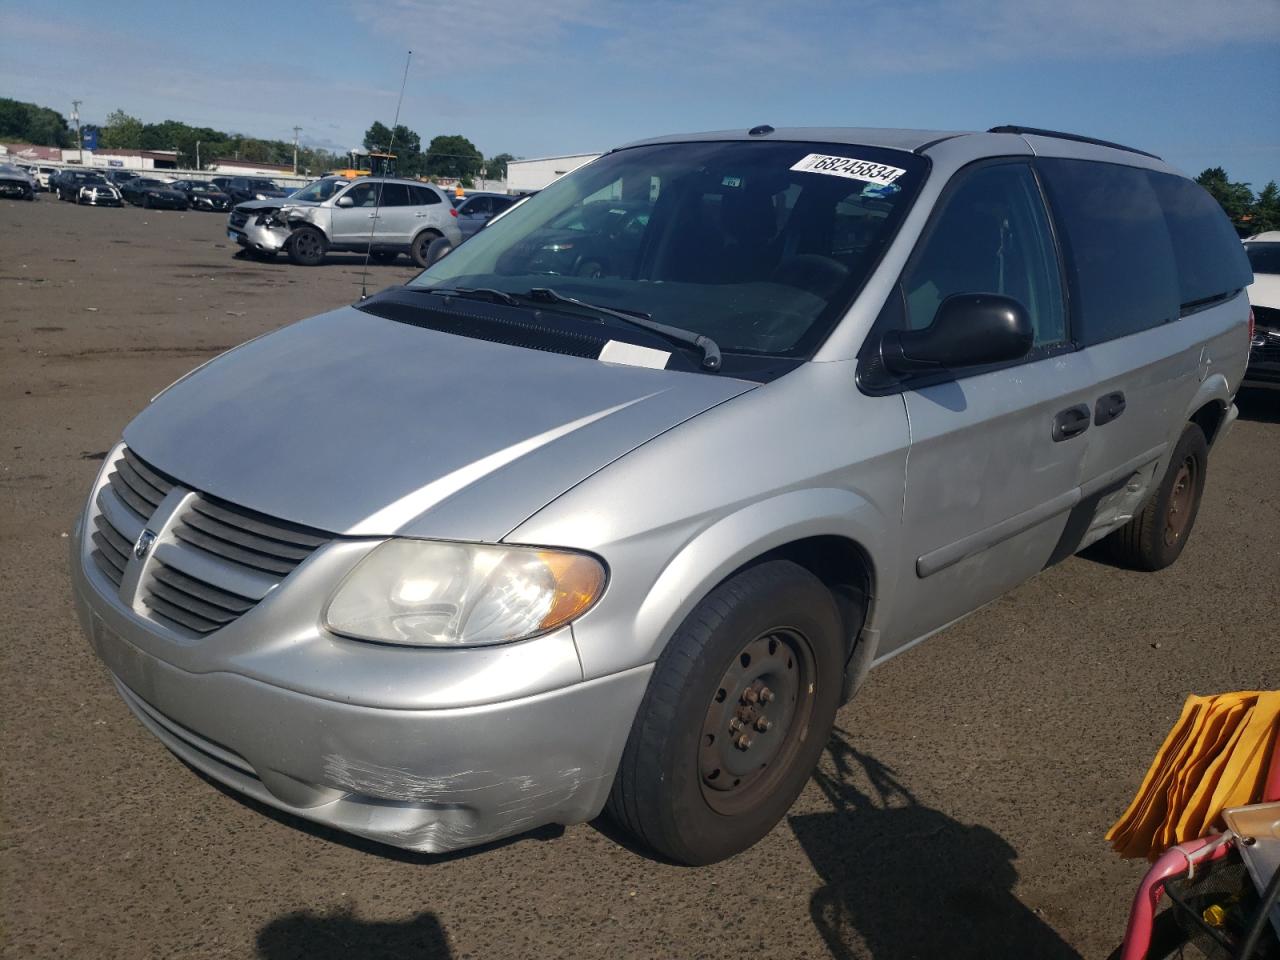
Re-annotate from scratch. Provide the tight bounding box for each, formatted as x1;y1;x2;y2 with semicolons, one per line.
1;196;1276;960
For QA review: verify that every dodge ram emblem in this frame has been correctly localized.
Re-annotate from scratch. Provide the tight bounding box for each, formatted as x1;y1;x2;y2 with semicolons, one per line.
133;528;157;560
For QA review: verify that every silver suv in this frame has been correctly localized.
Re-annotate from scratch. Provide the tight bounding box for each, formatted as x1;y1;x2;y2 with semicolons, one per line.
227;175;462;266
73;125;1252;865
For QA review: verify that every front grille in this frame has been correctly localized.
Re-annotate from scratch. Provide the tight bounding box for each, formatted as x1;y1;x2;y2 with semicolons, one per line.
89;448;332;637
1251;330;1280;364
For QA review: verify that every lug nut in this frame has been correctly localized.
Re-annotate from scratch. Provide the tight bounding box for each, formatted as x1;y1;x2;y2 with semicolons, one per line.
736;734;753;750
760;687;775;703
755;717;771;732
742;688;759;705
728;718;742;733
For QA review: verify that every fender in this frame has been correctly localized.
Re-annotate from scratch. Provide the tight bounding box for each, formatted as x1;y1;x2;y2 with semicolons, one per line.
630;486;898;677
1183;370;1235;448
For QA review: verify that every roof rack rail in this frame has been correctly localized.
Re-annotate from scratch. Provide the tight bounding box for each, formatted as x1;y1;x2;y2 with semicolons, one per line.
987;125;1161;161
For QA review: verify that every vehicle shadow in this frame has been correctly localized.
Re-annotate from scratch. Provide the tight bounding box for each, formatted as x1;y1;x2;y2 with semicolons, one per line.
790;728;1081;960
256;904;452;960
185;764;565;865
231;249;418;268
1236;388;1280;424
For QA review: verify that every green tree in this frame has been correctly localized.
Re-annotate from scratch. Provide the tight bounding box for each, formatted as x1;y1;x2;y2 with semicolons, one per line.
1195;167;1254;226
99;109;144;149
0;97;71;146
363;121;394;152
485;152;515;181
1252;181;1280;234
424;134;483;185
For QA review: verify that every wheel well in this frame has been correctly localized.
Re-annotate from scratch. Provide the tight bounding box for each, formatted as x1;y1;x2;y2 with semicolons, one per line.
1189;400;1227;446
414;227;442;243
754;535;874;662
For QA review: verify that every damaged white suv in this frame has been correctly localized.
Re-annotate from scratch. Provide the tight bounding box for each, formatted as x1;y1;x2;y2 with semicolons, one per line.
227;176;462;267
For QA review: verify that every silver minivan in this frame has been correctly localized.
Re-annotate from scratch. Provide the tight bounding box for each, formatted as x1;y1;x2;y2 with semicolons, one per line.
71;125;1252;865
227;175;462;266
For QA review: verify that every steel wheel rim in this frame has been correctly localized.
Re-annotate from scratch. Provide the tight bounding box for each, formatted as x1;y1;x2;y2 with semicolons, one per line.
698;628;817;815
1164;455;1197;546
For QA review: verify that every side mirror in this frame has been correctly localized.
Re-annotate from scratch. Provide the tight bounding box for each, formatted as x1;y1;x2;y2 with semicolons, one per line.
336;196;354;208
881;293;1033;374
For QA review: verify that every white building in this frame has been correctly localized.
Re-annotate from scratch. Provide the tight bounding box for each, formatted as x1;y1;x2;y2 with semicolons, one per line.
506;153;600;193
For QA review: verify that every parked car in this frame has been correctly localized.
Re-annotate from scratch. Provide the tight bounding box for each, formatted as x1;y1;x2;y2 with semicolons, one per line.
0;163;35;201
74;175;123;207
1243;231;1280;390
454;192;520;240
33;166;58;190
171;180;233;212
72;125;1252;866
105;170;141;191
212;176;289;204
120;178;189;210
226;175;459;266
55;170;107;202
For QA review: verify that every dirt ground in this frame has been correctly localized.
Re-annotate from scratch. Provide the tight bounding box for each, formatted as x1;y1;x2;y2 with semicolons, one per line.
1;195;1276;960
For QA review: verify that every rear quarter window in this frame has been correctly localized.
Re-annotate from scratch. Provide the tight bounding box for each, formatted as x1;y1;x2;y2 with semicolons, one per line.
1147;172;1252;308
1037;158;1179;345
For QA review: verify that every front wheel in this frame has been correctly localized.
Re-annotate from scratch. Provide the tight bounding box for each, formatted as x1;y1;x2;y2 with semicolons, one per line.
287;226;327;266
1104;423;1208;570
607;559;845;865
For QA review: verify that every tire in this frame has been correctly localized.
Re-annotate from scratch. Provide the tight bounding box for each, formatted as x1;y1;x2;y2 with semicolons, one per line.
607;559;845;865
1104;423;1208;571
142;195;151;209
286;226;326;266
369;251;400;264
411;232;452;268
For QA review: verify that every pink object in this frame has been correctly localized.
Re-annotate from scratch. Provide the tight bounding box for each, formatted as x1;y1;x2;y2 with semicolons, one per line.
1117;727;1280;959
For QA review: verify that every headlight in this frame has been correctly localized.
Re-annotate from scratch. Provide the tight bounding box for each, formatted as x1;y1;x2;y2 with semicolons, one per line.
324;540;606;647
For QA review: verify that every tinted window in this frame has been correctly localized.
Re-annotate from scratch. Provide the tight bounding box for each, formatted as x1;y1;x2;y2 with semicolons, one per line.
1037;158;1179;345
492;196;516;213
378;183;411;206
461;196;492;215
903;162;1066;346
1245;242;1280;276
1148;172;1252;306
409;185;439;205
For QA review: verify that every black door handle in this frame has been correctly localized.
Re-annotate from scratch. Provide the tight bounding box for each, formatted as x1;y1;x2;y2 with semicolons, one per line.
1052;404;1092;442
1094;391;1126;426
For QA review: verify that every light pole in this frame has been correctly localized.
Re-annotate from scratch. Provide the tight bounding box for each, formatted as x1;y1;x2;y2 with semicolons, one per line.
292;126;301;175
195;140;201;171
71;99;83;165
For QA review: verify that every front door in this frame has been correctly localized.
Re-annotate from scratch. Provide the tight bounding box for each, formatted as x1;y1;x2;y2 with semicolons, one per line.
329;180;382;246
879;160;1096;653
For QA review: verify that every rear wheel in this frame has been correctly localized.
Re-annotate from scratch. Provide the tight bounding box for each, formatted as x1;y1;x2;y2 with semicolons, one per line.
607;560;845;865
287;226;326;266
1104;423;1208;571
411;232;452;268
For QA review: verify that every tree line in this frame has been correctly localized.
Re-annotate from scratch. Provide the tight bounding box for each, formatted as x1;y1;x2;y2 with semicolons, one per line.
0;97;515;184
1195;167;1280;236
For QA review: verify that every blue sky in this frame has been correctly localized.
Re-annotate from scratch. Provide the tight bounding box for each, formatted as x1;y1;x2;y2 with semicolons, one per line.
2;0;1277;187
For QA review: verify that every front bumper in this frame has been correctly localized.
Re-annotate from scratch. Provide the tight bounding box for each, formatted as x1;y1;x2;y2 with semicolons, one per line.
81;194;122;206
70;448;650;853
228;213;291;253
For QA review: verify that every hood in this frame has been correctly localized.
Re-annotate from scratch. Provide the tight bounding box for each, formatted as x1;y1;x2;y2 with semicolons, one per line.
1247;273;1280;313
124;305;754;541
235;198;318;215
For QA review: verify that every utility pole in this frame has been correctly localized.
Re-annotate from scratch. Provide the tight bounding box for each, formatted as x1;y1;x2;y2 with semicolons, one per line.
71;99;83;165
195;140;201;171
292;126;302;175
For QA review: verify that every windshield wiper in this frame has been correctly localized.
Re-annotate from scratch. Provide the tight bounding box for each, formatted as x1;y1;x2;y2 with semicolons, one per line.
525;287;722;371
416;286;522;307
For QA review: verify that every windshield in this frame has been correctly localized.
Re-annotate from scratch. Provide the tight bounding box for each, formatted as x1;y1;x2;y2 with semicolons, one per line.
1246;242;1280;275
290;178;347;202
410;140;927;357
190;183;219;193
249;179;278;190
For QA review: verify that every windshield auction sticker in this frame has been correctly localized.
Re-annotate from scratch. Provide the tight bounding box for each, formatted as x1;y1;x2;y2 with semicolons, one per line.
789;154;907;185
